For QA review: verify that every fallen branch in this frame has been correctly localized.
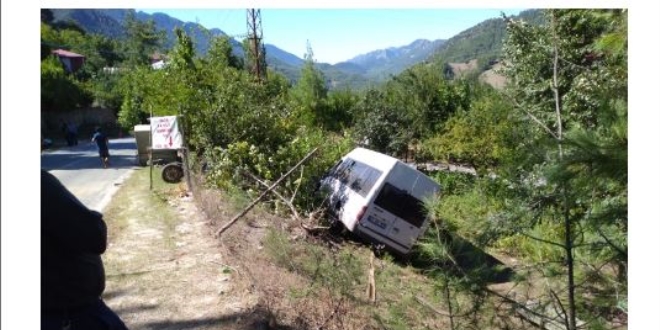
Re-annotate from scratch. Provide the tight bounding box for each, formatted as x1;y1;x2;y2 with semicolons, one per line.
215;147;318;236
243;170;302;221
485;288;569;330
290;165;304;204
243;170;329;233
316;297;343;330
414;295;451;317
549;289;570;330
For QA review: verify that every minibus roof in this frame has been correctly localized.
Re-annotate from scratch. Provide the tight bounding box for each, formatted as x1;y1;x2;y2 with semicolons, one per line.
345;147;399;172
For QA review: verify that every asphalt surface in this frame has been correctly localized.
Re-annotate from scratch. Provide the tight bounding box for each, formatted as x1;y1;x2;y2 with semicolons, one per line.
41;137;140;212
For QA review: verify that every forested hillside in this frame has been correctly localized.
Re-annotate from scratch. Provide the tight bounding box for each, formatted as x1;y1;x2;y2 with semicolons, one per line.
42;9;627;329
48;8;494;89
343;38;447;80
424;9;545;83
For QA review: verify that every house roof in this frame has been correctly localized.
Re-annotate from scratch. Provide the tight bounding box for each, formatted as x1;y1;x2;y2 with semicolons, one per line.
52;49;85;58
150;52;168;63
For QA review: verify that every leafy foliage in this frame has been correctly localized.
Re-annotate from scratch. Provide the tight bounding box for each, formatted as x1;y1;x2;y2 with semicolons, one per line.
428;10;545;77
350;89;409;155
41;55;93;112
290;44;330;129
422;85;517;172
498;9;628;327
122;11;165;68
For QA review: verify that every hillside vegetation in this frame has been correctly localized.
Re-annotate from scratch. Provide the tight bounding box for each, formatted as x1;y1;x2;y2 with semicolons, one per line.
49;8;530;89
426;9;545;86
42;9;627;329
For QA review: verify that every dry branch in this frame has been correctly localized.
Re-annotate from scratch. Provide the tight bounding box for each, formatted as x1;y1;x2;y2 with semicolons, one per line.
243;170;302;221
243;170;329;233
315;297;343;330
485;288;570;330
414;295;452;317
215;147;318;236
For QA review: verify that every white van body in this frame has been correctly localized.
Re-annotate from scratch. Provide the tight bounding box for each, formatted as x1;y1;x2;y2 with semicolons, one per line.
320;147;441;255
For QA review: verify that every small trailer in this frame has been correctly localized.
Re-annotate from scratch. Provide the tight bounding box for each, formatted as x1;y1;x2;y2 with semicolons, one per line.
134;124;184;183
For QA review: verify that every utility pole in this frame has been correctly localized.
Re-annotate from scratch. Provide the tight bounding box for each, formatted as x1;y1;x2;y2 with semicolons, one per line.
246;8;267;82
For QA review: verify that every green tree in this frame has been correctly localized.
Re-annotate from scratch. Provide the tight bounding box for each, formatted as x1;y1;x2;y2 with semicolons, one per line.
122;12;164;68
351;89;408;155
41;22;59;60
423;86;517;172
116;66;154;129
388;63;468;140
500;9;627;329
324;88;357;133
207;35;243;70
290;42;329;129
41;55;93;112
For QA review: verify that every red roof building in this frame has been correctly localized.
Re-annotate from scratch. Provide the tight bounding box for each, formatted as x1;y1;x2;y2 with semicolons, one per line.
52;49;86;73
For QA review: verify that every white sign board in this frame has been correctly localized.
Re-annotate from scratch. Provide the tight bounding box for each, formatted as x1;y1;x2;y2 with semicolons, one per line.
151;116;183;149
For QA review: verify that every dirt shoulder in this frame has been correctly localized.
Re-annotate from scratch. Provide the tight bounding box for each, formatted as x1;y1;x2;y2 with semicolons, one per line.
101;168;264;330
101;167;396;330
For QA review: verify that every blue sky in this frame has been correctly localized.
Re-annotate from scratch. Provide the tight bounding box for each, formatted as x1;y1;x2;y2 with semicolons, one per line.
136;8;524;64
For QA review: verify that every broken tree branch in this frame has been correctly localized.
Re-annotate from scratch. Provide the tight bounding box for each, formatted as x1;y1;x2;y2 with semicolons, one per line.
243;170;329;232
549;288;570;330
215;147;319;236
243;170;302;221
316;297;343;330
290;165;304;204
415;295;452;317
485;288;567;330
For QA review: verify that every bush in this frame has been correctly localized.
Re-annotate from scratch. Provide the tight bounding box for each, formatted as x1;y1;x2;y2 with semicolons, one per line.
41;56;94;112
203;128;355;213
430;171;476;196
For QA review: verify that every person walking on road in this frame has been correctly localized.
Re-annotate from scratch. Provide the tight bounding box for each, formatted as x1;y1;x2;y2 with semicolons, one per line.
91;127;110;168
67;121;79;146
41;169;129;330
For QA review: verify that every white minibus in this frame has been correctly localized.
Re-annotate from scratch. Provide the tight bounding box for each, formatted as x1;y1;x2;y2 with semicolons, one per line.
319;147;441;256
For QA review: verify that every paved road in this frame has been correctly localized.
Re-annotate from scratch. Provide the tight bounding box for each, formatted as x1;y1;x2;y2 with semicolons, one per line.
41;137;139;212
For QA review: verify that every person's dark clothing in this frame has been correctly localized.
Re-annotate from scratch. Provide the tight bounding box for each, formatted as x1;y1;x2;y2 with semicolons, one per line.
41;170;128;329
42;170;106;311
61;122;70;145
92;131;110;158
68;123;79;146
42;299;128;330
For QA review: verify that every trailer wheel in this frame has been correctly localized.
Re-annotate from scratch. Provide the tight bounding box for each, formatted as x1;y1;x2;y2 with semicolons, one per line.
162;162;184;183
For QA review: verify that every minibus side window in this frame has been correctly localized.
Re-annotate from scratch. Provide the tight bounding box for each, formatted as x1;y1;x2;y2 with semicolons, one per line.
327;159;352;184
374;183;426;227
340;160;382;197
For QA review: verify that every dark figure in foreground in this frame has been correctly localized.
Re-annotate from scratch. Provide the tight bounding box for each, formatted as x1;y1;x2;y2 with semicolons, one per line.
41;170;128;330
91;127;110;168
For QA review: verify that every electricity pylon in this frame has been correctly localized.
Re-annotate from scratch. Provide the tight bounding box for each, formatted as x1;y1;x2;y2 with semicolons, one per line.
246;9;267;82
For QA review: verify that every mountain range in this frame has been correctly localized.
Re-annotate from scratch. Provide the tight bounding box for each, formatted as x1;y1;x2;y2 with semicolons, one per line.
49;9;542;89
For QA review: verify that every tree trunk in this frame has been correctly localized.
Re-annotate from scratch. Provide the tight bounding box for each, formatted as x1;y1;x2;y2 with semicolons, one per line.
551;11;576;329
